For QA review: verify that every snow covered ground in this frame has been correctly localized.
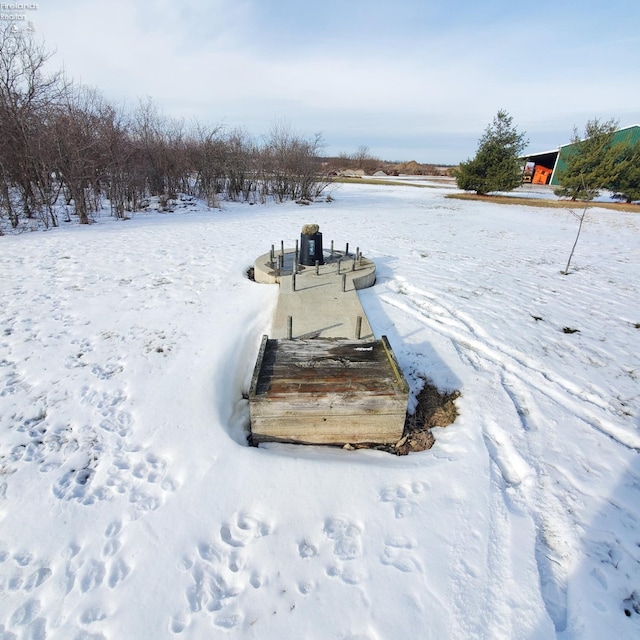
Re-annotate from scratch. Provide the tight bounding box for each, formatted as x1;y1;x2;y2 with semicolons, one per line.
1;183;639;639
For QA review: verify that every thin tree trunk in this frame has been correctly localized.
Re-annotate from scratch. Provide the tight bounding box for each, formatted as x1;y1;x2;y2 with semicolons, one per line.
562;202;588;275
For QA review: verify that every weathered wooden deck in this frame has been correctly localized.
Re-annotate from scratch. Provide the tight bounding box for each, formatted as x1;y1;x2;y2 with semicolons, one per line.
249;336;409;445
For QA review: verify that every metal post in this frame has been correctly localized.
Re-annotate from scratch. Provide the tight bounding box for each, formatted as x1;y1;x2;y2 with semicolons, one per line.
270;245;275;262
315;260;319;275
295;239;299;262
342;273;347;292
355;316;362;340
351;258;356;271
345;242;349;256
330;240;334;256
287;316;293;340
281;240;284;255
292;273;296;291
337;258;341;274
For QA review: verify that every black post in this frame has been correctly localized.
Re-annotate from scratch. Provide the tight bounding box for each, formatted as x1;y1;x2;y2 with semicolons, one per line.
287;316;293;340
355;316;362;340
299;231;324;266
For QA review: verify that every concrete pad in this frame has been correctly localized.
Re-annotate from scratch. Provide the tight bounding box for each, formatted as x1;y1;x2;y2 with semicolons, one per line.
253;249;376;340
249;248;410;446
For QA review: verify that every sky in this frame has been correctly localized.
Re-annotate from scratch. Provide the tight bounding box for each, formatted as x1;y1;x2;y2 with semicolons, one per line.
7;0;640;163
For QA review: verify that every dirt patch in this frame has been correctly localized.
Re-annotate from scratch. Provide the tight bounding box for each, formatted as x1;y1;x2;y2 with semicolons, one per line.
562;326;580;334
394;379;460;455
347;377;460;455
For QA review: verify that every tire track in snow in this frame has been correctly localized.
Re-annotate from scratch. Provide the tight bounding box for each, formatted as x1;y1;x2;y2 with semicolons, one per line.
482;419;532;488
379;281;640;452
379;279;630;631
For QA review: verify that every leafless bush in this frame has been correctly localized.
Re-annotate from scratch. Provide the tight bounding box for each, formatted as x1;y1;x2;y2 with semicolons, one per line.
1;29;332;231
0;24;63;228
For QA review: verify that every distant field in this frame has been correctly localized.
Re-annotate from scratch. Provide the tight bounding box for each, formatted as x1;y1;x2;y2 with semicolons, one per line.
332;176;640;211
447;192;640;212
331;176;456;188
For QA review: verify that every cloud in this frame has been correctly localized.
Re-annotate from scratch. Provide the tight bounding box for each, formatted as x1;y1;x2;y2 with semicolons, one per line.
29;0;640;163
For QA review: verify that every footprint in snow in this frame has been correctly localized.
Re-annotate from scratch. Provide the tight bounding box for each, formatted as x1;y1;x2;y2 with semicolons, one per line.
90;362;124;381
175;511;272;631
323;518;362;561
220;512;272;548
80;606;108;625
59;522;130;604
9;598;41;625
380;537;423;573
321;517;370;586
379;482;428;518
104;448;176;519
297;540;318;559
0;550;53;601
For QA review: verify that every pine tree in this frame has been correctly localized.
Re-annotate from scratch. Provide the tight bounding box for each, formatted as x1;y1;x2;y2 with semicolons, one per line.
610;142;640;204
454;110;528;195
554;118;619;201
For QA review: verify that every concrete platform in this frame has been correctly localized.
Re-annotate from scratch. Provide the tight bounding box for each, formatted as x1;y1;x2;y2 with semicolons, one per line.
249;246;409;446
254;249;376;339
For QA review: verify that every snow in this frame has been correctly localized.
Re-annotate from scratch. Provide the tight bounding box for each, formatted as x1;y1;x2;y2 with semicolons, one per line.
1;183;639;639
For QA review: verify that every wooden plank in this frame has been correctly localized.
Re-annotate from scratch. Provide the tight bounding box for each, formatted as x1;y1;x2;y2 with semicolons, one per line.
253;339;407;395
251;396;408;417
251;413;405;445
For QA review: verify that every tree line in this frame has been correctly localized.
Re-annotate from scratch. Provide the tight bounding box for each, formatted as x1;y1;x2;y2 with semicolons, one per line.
0;26;329;231
454;111;640;203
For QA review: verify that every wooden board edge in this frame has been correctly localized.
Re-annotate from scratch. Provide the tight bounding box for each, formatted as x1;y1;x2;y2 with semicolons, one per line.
248;335;269;399
380;335;410;394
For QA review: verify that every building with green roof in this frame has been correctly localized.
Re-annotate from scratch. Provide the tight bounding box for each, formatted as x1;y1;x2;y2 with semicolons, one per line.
523;124;640;186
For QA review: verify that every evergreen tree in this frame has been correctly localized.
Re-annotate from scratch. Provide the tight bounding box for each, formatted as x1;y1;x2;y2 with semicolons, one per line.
554;118;619;201
610;142;640;204
454;110;528;195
